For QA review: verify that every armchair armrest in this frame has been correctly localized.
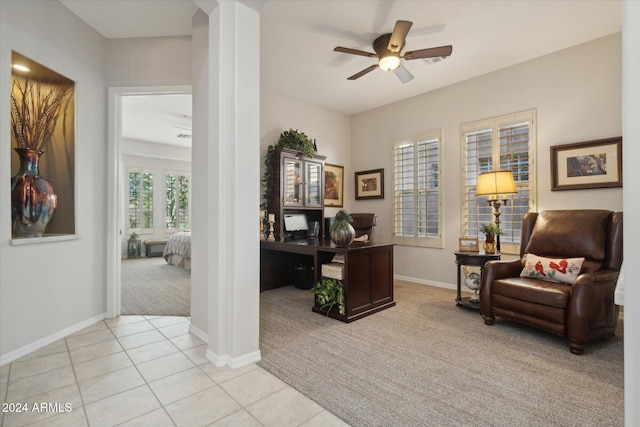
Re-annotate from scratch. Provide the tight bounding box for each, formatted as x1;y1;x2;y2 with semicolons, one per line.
479;259;522;315
568;269;621;348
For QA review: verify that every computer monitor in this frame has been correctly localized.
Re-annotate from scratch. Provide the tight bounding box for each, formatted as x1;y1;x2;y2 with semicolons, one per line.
284;214;308;233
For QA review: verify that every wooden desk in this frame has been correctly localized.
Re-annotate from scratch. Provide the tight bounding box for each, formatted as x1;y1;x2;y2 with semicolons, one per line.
260;238;395;322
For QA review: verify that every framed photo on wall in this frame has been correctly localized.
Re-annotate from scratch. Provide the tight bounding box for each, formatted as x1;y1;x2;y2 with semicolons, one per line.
324;163;344;207
550;137;622;191
355;168;384;200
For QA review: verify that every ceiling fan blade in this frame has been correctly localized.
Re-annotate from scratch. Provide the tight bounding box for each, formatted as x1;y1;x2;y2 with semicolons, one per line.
394;64;414;84
388;20;412;53
334;47;377;58
347;64;379;80
404;45;453;60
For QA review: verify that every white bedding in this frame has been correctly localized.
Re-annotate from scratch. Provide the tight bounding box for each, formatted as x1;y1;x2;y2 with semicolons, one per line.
163;231;191;270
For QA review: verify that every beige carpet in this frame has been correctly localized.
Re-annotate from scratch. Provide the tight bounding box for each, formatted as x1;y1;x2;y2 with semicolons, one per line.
258;280;623;427
121;257;190;316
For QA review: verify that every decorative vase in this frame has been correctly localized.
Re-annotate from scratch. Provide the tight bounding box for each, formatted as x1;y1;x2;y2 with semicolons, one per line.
11;148;57;238
484;234;495;254
330;223;355;247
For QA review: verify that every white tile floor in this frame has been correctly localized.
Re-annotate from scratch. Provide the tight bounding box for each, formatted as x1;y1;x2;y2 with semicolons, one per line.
0;316;349;427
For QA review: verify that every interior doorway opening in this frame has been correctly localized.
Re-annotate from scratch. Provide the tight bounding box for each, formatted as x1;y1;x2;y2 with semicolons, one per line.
107;86;192;318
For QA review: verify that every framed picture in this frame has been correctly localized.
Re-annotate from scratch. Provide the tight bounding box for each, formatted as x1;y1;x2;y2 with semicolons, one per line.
355;168;384;200
550;137;622;191
324;163;344;207
458;238;479;252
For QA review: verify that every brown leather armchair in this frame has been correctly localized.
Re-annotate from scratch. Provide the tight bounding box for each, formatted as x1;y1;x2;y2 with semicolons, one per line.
479;210;623;355
350;213;377;241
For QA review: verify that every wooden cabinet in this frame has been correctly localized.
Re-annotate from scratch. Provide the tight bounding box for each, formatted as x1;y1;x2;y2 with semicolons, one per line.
260;239;396;322
268;148;326;240
314;243;395;322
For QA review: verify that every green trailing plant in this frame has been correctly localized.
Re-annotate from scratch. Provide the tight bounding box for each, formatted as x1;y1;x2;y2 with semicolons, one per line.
311;278;345;315
329;209;353;232
129;232;139;240
480;223;503;236
261;128;316;215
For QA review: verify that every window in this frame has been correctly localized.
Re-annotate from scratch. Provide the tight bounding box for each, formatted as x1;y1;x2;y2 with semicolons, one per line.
393;130;442;247
128;169;154;232
461;110;536;254
165;171;190;230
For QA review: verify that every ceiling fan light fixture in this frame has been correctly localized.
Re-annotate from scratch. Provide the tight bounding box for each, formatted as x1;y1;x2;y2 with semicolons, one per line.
378;53;400;71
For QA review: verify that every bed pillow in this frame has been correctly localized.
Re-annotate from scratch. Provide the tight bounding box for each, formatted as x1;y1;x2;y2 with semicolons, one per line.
520;254;585;285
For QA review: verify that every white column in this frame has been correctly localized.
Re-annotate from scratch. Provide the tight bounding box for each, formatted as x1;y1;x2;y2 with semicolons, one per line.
191;0;261;367
623;1;640;424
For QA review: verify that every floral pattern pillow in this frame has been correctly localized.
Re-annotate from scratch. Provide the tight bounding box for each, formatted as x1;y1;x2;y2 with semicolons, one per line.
520;254;585;285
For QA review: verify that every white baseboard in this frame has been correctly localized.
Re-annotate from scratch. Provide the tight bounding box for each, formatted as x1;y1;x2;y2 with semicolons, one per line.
229;350;262;368
190;324;261;369
394;274;456;291
0;312;107;366
205;348;262;368
188;323;208;344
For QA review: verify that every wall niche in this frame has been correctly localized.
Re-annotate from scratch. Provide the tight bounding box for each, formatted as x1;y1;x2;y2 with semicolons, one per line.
10;51;75;238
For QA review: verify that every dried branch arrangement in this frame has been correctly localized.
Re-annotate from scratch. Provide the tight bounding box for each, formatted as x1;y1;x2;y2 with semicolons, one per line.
10;76;73;151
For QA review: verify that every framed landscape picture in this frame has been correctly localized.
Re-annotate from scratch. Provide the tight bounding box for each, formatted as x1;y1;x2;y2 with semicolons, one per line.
355;168;384;200
324;163;344;207
550;137;622;191
458;238;479;252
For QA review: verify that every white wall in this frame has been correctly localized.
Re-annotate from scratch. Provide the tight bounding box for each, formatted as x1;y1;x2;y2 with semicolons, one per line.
622;1;640;423
0;1;108;361
260;89;352;217
106;37;192;87
351;33;623;288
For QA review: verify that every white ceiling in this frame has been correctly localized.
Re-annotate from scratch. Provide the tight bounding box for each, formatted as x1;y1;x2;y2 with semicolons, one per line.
59;0;622;145
121;94;193;147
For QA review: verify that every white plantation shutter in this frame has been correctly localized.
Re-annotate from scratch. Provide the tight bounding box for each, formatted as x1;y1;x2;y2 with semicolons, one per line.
461;111;536;254
127;168;155;233
165;171;191;231
393;130;442;247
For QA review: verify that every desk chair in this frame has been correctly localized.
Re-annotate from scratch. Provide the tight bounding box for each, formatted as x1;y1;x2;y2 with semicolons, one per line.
350;213;377;242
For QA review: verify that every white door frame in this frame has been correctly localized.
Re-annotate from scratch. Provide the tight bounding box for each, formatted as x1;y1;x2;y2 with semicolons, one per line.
106;85;192;318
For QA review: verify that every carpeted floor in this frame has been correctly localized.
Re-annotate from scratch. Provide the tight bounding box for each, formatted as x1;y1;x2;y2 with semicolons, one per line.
121;257;190;316
258;280;624;427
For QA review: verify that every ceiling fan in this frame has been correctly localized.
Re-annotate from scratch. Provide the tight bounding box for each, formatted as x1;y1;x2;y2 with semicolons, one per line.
334;20;452;83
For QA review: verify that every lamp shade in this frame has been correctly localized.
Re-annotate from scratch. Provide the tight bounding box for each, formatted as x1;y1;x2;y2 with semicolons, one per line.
476;170;517;196
378;53;400;71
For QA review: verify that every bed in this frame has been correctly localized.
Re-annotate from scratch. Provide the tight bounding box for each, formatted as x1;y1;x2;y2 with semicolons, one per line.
163;231;191;270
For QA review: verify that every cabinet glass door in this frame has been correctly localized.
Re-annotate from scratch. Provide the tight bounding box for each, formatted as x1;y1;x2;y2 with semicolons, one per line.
283;158;303;206
305;161;322;207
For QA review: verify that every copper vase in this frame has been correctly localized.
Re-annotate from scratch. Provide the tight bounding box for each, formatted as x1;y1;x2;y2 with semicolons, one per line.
11;148;57;238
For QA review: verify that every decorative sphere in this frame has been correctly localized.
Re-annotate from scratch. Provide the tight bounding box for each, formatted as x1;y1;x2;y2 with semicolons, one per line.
464;272;481;291
330;223;355;247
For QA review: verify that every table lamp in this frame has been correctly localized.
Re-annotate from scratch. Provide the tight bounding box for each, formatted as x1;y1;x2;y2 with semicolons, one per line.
475;170;517;252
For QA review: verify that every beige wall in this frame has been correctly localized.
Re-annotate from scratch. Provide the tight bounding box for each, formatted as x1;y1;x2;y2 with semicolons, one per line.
260;89;352;218
351;33;622;287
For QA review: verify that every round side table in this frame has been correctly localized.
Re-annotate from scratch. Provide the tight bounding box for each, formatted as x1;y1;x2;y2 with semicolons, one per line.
453;251;501;309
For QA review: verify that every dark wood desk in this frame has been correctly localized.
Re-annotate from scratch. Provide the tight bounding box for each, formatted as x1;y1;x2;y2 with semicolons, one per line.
453;251;501;309
260;238;395;322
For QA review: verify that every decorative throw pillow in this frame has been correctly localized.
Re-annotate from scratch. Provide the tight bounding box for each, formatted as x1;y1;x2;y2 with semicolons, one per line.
520;254;585;285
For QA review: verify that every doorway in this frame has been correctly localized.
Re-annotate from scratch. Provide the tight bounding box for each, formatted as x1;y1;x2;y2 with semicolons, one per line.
107;86;192;318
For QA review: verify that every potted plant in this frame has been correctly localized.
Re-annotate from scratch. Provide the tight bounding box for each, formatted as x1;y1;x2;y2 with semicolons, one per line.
311;278;345;315
480;223;502;253
330;209;355;247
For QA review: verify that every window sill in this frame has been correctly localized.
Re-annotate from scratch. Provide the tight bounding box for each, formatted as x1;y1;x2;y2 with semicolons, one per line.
10;234;80;246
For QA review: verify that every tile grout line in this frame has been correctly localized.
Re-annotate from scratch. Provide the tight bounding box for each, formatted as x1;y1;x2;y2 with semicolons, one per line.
107;317;177;427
